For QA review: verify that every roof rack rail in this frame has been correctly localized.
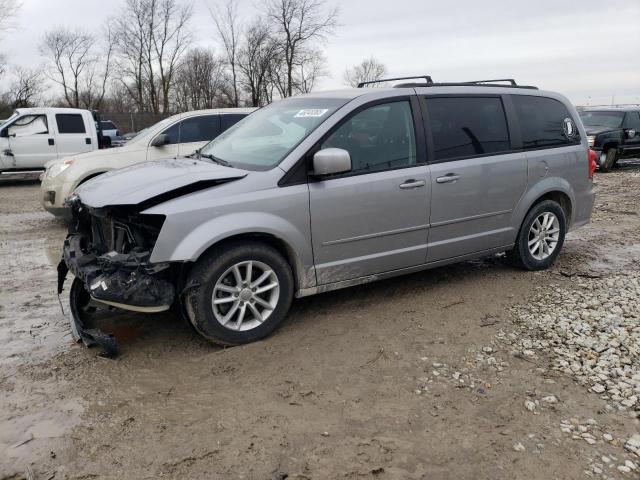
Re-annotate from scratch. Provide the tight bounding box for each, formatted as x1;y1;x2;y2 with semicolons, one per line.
391;78;538;90
357;75;433;88
462;78;518;86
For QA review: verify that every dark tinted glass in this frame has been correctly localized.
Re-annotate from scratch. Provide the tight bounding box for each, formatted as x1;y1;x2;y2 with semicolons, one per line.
426;97;510;161
179;115;221;143
101;121;116;130
513;95;578;149
220;113;247;132
322;101;417;173
623;112;640;130
56;114;86;134
161;122;180;144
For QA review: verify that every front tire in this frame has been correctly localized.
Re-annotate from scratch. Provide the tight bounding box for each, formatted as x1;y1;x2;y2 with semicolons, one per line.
599;148;617;172
507;200;566;271
185;242;294;345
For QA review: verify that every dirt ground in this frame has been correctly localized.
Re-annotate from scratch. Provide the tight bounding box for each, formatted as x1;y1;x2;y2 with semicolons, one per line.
1;161;639;480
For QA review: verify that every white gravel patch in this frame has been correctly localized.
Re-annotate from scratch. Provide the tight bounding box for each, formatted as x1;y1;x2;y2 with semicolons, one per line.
504;273;640;416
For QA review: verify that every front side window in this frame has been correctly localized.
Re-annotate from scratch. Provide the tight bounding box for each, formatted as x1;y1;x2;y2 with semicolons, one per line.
513;96;579;149
321;101;417;173
220;113;246;132
160;121;181;144
580;111;624;129
179;115;221;143
8;114;49;137
200;97;347;171
56;114;86;134
426;97;510;161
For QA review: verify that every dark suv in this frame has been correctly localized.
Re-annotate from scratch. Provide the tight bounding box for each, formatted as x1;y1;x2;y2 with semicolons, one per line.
580;108;640;171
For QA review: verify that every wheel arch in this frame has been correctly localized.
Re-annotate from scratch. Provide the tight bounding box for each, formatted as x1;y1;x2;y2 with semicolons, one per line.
513;179;575;235
193;232;307;291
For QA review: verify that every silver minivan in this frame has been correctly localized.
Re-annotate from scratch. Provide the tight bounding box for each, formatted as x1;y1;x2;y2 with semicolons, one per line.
58;77;596;354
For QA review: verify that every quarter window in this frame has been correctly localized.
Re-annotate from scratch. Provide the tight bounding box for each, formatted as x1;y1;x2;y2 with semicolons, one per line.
321;101;417;173
512;95;579;149
56;114;86;134
426;97;510;161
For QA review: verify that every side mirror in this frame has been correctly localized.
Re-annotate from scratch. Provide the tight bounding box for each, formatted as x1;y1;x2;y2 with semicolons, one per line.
626;129;636;139
312;148;351;176
150;133;169;147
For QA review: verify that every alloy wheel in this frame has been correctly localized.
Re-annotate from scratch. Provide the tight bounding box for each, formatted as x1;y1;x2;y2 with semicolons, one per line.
211;260;280;331
527;212;560;260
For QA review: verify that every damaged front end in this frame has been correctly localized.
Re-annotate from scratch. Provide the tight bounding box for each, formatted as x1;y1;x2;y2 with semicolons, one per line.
58;195;176;357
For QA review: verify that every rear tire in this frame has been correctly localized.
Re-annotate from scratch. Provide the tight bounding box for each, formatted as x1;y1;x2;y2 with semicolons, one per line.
599;148;617;172
507;200;566;271
185;242;294;345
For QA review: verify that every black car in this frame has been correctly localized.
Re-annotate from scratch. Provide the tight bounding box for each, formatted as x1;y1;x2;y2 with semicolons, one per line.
580;108;640;171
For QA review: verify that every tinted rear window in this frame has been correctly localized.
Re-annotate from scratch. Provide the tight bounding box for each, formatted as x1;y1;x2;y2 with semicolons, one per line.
513;95;579;149
101;121;116;130
426;96;511;161
56;114;86;134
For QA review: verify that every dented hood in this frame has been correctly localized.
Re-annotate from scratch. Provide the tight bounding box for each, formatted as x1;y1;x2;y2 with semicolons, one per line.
75;158;247;208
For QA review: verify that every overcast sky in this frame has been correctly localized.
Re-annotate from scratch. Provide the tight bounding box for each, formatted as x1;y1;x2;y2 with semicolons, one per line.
3;0;639;106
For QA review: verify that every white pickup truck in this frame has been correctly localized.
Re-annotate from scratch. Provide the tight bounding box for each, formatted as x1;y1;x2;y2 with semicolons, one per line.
0;108;99;174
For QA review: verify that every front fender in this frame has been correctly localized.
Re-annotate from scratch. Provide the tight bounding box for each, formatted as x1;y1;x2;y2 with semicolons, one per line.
150;211;316;289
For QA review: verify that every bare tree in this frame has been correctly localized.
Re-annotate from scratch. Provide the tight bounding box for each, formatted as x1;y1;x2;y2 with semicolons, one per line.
40;28;96;108
210;0;241;107
0;0;21;78
114;0;192;114
265;0;338;97
237;22;281;106
295;48;327;93
343;56;387;87
2;66;45;108
154;0;193;113
173;47;226;110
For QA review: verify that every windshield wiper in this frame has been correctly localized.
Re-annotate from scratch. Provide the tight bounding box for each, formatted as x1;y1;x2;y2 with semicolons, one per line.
199;153;233;168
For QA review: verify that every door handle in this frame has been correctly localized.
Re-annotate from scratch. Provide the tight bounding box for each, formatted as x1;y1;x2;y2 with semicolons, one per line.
48;138;55;146
436;174;461;184
399;179;426;189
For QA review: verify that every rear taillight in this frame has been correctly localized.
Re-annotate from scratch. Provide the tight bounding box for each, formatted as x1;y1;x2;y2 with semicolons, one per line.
588;148;597;180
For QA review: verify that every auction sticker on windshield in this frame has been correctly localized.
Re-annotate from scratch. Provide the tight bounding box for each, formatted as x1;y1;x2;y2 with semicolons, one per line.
294;109;329;118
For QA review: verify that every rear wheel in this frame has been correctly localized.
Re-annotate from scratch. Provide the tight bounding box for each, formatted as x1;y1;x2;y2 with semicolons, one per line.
507;200;566;271
185;242;294;345
599;148;617;172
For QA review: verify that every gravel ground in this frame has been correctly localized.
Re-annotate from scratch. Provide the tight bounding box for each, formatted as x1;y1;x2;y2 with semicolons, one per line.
1;160;640;480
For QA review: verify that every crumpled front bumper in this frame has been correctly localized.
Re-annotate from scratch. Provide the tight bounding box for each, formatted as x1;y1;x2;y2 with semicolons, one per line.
57;233;176;357
58;234;175;311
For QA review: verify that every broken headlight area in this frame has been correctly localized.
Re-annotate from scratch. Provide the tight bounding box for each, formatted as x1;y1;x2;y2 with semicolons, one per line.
58;200;175;357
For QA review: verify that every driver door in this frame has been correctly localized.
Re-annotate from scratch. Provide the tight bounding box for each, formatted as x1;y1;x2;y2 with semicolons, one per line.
5;114;57;168
309;98;430;284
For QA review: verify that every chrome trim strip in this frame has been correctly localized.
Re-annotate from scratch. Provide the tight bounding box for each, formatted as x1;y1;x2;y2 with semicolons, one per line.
430;209;512;228
321;224;430;246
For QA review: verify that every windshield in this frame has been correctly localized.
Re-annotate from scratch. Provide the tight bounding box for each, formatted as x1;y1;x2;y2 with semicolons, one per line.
580;111;624;128
200;97;347;170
